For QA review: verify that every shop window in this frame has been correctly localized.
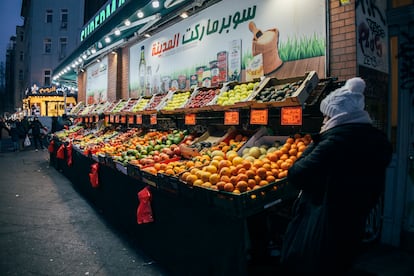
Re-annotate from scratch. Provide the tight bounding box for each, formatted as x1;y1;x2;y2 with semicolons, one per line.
46;9;53;23
19;31;23;42
44;70;51;86
44;38;52;54
61;9;68;29
59;37;67;60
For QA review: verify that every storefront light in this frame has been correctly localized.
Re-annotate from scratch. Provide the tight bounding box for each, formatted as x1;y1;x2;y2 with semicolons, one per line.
144;33;151;38
137;10;144;18
78;57;83;63
152;0;160;8
114;28;121;36
180;11;188;18
124;19;131;26
91;48;97;54
105;36;111;43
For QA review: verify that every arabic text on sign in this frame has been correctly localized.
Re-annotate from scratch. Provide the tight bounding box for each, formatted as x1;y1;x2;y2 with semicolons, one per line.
185;114;196;125
224;111;239;125
281;106;302;125
250;109;268;125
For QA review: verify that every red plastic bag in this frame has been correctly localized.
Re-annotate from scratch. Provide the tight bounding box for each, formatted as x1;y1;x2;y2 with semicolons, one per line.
66;143;73;167
89;163;99;188
48;140;55;153
137;186;154;224
56;144;65;159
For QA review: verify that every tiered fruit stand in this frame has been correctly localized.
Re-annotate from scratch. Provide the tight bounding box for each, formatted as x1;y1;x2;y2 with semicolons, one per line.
53;72;337;275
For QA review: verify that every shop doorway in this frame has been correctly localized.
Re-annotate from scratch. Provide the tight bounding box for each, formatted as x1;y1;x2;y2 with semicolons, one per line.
45;101;65;117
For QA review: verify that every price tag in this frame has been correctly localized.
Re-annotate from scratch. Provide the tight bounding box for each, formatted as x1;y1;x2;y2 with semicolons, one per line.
89;116;93;122
115;116;119;123
136;114;142;124
185;114;196;125
84;117;89;123
109;115;113;123
150;114;157;125
224;111;239;125
250;109;268;125
281;106;302;125
121;115;126;124
128;115;134;124
105;115;109;123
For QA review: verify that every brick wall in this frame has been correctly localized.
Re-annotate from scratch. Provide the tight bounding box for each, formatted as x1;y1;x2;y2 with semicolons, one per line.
107;53;117;102
77;72;86;103
121;47;130;99
329;0;357;81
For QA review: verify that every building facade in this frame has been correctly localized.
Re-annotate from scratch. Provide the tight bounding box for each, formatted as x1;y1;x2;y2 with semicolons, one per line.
17;0;84;116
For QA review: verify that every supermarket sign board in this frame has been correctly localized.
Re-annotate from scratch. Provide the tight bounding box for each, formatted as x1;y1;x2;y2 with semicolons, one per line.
128;0;326;98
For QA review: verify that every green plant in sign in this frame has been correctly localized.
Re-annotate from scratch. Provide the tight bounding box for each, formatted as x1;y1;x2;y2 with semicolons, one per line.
279;33;325;61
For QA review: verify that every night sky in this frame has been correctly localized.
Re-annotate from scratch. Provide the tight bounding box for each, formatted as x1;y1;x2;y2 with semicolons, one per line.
0;0;23;65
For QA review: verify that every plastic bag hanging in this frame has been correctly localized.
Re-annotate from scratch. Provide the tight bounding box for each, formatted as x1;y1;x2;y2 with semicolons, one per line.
89;163;99;188
137;186;154;224
66;143;73;167
48;140;55;153
57;144;65;159
24;135;31;147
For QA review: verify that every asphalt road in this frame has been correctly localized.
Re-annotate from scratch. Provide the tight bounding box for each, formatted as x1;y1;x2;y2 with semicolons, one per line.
0;147;169;276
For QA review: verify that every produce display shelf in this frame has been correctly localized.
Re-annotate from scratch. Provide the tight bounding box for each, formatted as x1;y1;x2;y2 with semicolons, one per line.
208;179;298;218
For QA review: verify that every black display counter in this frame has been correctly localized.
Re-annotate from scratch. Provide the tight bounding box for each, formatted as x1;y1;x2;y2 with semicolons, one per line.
50;141;294;275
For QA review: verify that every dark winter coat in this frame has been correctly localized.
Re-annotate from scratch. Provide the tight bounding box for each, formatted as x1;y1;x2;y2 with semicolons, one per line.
30;119;45;136
284;123;392;273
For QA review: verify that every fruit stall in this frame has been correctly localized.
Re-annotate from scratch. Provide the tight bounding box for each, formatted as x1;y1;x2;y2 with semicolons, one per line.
49;73;339;275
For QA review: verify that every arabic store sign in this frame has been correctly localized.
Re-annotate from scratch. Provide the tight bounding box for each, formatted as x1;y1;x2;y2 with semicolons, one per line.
80;0;128;42
129;0;326;98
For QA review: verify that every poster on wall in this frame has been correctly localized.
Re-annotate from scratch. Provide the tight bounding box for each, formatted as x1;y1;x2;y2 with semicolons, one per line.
86;57;108;104
356;0;388;73
129;0;326;97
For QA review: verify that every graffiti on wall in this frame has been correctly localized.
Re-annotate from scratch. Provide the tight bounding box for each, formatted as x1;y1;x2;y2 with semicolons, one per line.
356;0;388;73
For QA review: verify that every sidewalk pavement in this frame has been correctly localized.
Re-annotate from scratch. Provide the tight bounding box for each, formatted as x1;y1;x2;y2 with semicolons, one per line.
0;148;169;275
0;148;413;275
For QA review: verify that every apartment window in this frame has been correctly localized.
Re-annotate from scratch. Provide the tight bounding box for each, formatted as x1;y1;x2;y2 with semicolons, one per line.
44;70;51;86
44;38;52;54
19;31;23;42
59;37;67;59
19;51;24;62
18;70;23;81
46;9;53;23
61;9;68;29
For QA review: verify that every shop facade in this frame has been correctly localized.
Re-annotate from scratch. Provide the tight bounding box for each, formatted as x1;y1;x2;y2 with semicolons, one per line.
53;0;414;254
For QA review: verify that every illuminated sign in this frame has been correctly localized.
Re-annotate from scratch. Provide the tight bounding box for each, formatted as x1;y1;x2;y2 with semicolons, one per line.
80;0;128;42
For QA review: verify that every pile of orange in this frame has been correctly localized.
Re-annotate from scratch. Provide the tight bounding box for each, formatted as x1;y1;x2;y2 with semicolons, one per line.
180;133;312;194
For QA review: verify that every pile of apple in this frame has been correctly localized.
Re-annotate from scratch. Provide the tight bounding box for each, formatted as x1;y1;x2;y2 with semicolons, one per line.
144;93;168;111
131;97;150;112
161;91;192;111
184;88;220;108
215;81;260;106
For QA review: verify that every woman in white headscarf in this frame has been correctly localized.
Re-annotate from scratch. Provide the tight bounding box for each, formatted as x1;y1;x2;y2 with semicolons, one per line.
280;77;392;274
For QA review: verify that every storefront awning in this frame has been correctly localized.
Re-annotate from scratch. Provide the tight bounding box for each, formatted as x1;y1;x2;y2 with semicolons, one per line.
53;0;205;87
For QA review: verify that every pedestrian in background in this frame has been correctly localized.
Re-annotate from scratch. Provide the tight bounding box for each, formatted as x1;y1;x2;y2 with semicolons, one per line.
0;117;10;152
9;121;20;152
280;77;393;274
30;116;47;151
